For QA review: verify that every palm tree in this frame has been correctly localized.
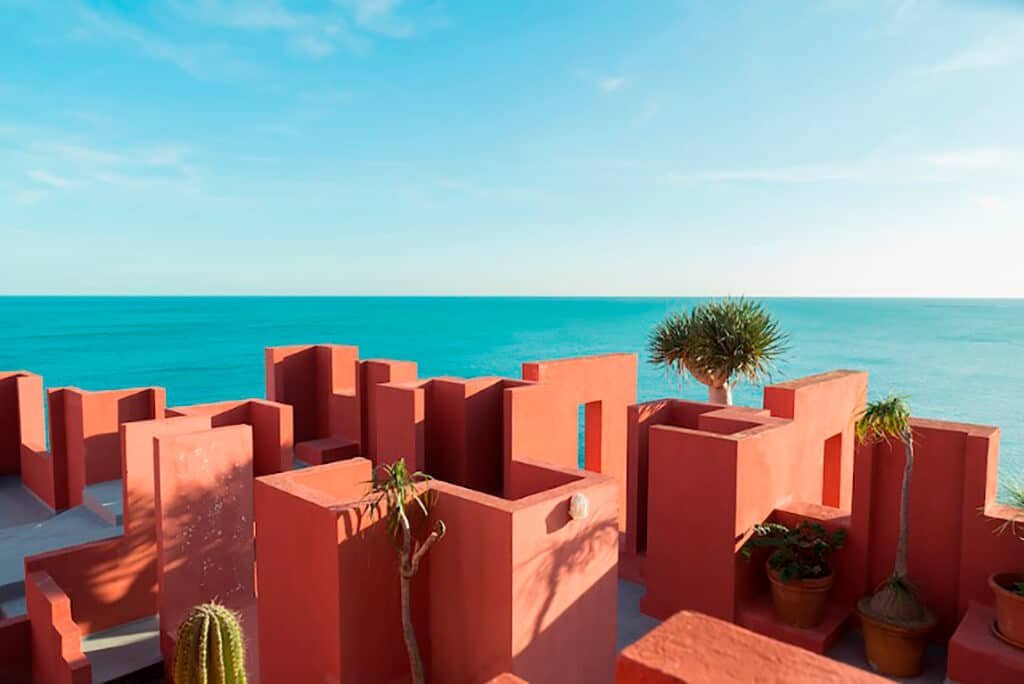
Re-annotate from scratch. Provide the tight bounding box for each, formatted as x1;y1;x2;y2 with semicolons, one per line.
647;297;788;405
365;460;445;684
855;395;929;622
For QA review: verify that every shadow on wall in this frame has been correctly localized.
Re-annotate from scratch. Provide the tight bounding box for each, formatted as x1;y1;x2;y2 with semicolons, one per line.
22;426;259;683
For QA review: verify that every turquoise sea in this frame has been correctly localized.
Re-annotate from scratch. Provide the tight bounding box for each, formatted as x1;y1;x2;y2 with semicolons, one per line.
1;297;1021;486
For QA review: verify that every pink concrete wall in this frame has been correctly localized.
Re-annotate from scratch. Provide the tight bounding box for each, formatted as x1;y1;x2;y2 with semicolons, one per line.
25;571;91;684
853;418;1024;639
319;345;361;444
63;386;166;506
427;463;617;683
265;345;420;464
255;458;421;684
254;455;616;684
154;424;256;675
522;353;637;532
265;345;321;442
0;372;29;475
639;371;867;622
509;464;618;683
24;415;212;636
0;615;31;683
265;344;360;444
166;399;293;475
374;380;427;472
0;372;72;510
427;484;514;683
625;399;720;554
617;610;886;683
504;382;577;494
378;376;524;495
642;426;741;621
360;360;418;463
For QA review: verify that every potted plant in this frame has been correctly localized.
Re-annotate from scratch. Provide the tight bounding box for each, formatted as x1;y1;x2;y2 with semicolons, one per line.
742;520;846;628
854;395;936;677
365;460;446;684
989;475;1024;648
647;297;788;405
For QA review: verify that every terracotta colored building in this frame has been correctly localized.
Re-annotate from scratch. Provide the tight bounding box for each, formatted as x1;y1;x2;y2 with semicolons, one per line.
0;346;1021;683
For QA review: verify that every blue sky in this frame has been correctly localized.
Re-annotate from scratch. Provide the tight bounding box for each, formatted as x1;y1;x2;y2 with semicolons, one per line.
1;1;1021;296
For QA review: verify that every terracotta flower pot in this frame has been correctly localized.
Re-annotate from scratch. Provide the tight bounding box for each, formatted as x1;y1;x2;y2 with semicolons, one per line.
856;598;936;678
990;572;1024;647
766;563;833;628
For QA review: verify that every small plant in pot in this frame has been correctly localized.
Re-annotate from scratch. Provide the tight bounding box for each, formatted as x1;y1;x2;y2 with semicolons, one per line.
854;395;936;678
742;520;846;628
989;475;1024;648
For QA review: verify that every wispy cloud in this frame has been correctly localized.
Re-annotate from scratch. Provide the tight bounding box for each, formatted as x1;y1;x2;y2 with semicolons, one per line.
670;147;1020;186
924;25;1024;75
342;0;416;38
75;5;253;80
27;170;74;188
574;68;628;94
929;41;1017;73
171;0;367;58
182;0;302;30
5;125;202;202
671;163;864;185
926;147;1013;170
884;0;928;35
598;77;626;93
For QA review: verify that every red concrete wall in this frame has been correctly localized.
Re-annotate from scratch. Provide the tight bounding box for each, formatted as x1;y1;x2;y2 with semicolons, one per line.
24;415;212;636
167;399;293;475
378;376;521;495
504;383;577;495
63;386;166;506
0;373;19;474
642;426;741;621
427;484;514;683
265;344;361;444
15;375;58;508
0;372;29;475
265;345;420;464
763;371;867;512
265;345;320;442
25;571;91;684
522;353;637;531
852;418;1024;639
625;400;720;554
316;345;359;440
375;380;427;472
254;456;616;684
0;615;31;683
154;424;256;674
0;373;72;510
255;458;422;684
617;610;886;683
509;464;618;683
360;360;418;463
639;371;867;622
427;463;617;683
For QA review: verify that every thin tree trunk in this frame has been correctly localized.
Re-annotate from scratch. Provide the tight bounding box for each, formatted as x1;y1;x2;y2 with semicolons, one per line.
893;428;913;579
400;522;426;684
708;384;732;405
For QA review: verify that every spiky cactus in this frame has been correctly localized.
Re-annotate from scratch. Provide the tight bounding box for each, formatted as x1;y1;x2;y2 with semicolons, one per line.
174;602;247;684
